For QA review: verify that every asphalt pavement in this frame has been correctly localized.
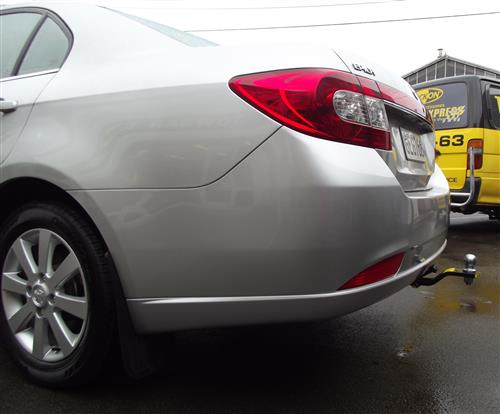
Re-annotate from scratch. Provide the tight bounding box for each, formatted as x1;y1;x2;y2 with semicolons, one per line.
0;213;499;414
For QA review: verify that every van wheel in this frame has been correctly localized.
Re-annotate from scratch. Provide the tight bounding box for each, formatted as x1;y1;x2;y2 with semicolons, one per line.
0;202;115;387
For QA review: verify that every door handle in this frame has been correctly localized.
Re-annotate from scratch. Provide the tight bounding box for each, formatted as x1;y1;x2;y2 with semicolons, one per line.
0;98;18;114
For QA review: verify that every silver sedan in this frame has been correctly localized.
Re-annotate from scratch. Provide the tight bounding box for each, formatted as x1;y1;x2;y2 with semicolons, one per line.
0;3;448;386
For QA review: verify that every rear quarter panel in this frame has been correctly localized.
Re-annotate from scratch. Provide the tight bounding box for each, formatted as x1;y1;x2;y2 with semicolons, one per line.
2;4;350;190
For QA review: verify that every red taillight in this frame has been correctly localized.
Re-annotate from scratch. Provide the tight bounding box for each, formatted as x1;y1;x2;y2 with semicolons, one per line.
467;139;483;170
338;252;405;290
229;69;392;150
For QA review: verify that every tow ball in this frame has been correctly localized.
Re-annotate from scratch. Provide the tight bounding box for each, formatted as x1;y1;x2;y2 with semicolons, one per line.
412;254;480;287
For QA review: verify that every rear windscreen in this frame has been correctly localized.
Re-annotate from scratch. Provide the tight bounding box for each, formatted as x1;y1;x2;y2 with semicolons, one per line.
416;83;468;130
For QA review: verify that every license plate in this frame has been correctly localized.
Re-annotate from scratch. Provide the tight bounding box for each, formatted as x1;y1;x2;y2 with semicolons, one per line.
400;128;426;163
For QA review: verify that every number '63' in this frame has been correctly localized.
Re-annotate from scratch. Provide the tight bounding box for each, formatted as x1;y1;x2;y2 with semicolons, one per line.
437;134;464;146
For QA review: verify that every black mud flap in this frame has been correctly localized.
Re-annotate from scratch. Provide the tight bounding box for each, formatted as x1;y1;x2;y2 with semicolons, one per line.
106;252;165;379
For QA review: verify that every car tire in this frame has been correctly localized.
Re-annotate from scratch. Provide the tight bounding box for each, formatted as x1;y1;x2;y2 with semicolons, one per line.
0;202;116;387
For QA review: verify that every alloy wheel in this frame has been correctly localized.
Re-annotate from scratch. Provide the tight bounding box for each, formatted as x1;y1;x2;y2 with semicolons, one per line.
1;229;88;362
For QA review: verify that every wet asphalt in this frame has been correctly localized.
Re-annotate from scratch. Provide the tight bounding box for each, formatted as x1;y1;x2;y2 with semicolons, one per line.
0;213;499;414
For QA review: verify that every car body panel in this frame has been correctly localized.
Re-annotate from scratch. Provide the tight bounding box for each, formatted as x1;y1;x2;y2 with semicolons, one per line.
2;4;351;190
335;49;436;192
0;72;56;163
70;127;448;303
335;49;419;100
1;3;450;335
127;241;446;334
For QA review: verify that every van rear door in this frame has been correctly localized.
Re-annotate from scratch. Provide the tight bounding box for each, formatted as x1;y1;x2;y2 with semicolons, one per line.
416;82;480;190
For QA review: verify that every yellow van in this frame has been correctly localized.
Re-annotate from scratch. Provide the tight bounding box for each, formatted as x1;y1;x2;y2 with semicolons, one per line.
416;76;500;219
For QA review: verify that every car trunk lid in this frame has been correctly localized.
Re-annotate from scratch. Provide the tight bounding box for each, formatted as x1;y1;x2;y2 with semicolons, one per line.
335;50;436;191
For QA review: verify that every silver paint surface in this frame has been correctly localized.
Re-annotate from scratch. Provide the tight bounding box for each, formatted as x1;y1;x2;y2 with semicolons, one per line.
1;3;449;334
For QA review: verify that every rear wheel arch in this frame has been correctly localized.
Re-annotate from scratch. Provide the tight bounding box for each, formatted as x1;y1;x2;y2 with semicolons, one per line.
0;178;126;306
0;178;129;297
0;177;161;382
0;178;99;236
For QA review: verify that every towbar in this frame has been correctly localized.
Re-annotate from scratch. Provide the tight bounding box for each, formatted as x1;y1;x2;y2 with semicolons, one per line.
412;254;480;287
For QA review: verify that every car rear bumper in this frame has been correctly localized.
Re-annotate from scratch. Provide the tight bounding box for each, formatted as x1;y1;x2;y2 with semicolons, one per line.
127;240;446;333
70;127;449;333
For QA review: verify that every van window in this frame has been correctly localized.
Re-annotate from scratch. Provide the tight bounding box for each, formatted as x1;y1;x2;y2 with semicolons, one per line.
487;85;500;129
416;83;468;130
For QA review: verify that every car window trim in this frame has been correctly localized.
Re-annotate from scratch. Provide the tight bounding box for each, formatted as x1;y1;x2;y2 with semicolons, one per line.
0;68;59;83
0;7;73;80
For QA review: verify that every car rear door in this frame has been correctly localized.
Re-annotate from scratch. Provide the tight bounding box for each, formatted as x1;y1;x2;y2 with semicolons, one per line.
0;9;71;164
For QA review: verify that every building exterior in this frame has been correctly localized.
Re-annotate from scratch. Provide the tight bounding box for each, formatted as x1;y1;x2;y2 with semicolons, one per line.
403;52;500;86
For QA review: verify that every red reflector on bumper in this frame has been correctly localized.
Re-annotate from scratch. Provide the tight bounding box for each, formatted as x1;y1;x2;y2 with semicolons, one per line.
338;252;405;290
